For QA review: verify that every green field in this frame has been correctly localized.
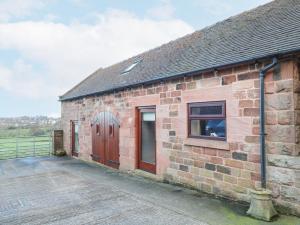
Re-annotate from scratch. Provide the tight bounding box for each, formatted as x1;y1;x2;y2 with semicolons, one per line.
0;136;52;160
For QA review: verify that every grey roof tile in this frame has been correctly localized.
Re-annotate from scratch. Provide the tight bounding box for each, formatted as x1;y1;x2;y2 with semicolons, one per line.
60;0;300;101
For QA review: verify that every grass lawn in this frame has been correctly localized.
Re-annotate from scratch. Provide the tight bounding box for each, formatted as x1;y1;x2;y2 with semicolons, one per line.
0;136;52;160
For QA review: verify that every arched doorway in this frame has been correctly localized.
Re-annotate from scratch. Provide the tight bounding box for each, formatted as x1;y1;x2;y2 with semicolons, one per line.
91;112;120;169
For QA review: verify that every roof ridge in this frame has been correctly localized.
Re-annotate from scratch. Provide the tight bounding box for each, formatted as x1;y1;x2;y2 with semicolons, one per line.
61;0;300;101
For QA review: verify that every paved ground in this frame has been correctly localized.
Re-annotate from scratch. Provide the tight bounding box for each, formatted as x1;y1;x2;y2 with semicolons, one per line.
0;157;299;225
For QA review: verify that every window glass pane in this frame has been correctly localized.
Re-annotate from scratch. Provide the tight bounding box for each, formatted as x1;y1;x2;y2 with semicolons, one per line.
122;60;142;74
191;120;201;136
191;105;223;116
191;119;225;138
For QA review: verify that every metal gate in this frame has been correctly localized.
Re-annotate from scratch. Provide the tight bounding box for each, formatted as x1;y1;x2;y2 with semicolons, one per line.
0;135;53;160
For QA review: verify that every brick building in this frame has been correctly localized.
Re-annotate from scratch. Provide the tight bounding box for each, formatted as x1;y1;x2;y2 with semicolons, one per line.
60;0;300;216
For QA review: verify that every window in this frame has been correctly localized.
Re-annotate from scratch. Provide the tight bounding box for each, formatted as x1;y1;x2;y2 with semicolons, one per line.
188;101;226;140
121;59;142;74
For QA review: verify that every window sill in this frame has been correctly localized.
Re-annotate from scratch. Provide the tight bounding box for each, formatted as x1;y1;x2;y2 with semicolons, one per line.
184;138;229;150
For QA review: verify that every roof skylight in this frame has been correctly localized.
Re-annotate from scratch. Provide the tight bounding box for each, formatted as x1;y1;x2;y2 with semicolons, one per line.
121;60;142;74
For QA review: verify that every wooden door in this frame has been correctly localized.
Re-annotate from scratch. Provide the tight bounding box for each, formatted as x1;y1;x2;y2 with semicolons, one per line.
105;113;120;169
91;112;120;169
91;113;105;163
137;107;156;174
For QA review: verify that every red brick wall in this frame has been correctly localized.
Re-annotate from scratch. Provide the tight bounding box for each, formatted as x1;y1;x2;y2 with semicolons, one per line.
61;57;300;215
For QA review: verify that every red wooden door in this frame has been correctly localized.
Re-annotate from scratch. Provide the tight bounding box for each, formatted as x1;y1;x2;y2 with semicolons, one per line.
91;112;120;169
91;113;105;164
137;107;156;174
105;113;120;169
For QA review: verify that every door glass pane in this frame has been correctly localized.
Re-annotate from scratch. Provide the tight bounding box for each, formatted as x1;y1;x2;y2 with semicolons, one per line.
74;123;79;153
141;112;155;164
143;112;156;121
191;119;225;138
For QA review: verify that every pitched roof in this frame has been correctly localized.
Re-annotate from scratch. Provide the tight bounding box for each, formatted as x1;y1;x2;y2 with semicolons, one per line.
60;0;300;101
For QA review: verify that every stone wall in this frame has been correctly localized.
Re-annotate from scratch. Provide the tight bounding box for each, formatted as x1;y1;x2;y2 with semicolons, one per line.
61;57;300;216
265;58;300;215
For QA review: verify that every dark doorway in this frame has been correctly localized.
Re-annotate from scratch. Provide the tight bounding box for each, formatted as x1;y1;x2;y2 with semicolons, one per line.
91;112;120;169
137;106;156;174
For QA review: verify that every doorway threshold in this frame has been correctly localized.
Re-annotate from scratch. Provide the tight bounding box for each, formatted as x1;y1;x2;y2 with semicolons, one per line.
132;169;162;182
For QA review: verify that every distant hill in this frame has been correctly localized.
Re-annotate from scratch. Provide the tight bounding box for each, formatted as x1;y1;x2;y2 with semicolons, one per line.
0;116;61;129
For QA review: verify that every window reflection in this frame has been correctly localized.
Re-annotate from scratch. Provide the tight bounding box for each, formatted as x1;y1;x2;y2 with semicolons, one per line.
191;119;225;138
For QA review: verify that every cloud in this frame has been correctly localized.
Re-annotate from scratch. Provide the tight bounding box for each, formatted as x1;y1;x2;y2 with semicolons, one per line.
147;0;176;20
0;9;194;99
192;0;233;16
192;0;273;16
0;65;12;89
0;60;60;98
0;0;47;22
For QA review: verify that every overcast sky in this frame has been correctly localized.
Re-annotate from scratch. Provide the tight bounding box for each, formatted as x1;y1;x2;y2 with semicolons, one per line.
0;0;271;117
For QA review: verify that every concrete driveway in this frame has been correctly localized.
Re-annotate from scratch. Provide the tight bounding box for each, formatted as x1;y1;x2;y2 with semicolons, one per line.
0;157;299;225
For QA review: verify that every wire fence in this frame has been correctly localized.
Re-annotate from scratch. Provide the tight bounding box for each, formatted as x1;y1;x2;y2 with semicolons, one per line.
0;135;53;160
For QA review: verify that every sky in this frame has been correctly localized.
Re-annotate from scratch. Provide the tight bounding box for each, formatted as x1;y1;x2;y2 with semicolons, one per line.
0;0;272;118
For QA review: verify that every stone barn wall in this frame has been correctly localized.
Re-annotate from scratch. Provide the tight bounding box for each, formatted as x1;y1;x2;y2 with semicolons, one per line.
61;57;300;216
